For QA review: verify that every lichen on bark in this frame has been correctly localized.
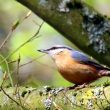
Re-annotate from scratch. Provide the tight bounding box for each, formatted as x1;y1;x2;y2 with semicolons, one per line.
1;86;110;110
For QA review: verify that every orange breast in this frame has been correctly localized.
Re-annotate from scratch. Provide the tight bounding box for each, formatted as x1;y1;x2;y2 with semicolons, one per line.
55;55;99;84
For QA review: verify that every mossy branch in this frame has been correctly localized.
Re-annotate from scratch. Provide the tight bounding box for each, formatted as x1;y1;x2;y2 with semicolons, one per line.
0;86;110;110
16;0;110;67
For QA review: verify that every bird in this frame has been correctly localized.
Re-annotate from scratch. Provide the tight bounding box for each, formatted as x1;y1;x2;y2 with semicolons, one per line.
38;45;110;89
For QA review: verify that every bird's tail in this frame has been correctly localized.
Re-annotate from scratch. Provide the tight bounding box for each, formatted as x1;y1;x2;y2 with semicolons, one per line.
99;70;110;76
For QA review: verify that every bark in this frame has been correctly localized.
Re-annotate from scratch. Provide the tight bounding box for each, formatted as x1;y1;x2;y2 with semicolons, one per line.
0;86;110;110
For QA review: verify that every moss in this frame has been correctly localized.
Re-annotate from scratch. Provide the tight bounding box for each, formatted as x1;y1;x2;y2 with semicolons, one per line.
0;86;110;109
0;104;23;110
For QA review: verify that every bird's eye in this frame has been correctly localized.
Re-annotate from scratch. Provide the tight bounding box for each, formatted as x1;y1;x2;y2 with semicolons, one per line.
52;47;56;50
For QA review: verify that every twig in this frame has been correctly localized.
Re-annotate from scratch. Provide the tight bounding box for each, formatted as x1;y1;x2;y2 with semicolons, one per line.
0;86;29;110
0;11;31;51
19;55;56;70
8;54;45;65
11;54;56;76
14;54;23;107
19;54;45;67
0;69;29;110
16;54;21;83
8;59;18;64
1;73;32;109
0;21;44;65
0;54;13;87
0;30;13;50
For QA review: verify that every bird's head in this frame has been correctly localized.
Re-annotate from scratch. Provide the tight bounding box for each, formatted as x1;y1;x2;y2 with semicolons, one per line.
38;45;73;60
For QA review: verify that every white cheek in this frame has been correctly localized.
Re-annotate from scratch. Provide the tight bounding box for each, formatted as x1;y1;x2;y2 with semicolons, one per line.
48;49;63;56
48;50;57;56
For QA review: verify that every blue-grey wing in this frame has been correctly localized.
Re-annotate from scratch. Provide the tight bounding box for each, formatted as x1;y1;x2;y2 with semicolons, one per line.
71;51;110;70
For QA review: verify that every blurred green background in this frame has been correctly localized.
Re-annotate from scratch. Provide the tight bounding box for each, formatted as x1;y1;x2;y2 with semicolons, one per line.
0;0;110;88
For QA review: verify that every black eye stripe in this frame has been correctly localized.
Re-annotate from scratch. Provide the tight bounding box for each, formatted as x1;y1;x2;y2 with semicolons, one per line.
46;46;72;51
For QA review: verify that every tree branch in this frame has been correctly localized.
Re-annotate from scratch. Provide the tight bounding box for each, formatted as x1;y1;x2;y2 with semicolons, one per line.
0;86;110;110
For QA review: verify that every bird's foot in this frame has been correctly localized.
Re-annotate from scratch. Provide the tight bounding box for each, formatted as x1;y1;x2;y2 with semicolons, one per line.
67;83;88;91
74;83;88;90
53;83;89;95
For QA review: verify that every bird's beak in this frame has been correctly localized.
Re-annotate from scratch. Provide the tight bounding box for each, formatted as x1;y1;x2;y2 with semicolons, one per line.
37;49;48;54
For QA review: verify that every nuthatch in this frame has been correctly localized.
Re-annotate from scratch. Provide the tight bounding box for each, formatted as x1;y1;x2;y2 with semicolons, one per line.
38;45;110;88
